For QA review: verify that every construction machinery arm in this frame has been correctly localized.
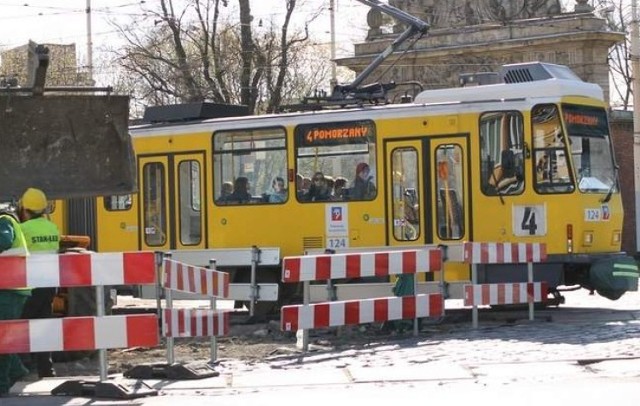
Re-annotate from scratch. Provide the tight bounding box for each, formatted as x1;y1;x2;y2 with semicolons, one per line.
0;42;136;201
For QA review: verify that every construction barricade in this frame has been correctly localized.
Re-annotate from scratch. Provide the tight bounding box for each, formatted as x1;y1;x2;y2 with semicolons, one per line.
136;246;279;317
125;254;230;380
448;242;548;328
0;251;159;399
280;248;444;351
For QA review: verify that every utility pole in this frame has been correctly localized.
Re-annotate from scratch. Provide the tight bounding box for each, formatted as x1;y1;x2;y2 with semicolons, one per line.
632;0;640;252
86;0;94;84
330;0;337;88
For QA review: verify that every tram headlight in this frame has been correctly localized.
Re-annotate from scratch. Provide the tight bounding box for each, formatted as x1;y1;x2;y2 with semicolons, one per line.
612;230;621;245
582;231;593;246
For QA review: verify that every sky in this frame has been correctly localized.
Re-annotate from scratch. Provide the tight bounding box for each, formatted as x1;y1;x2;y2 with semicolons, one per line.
0;0;629;88
0;0;370;75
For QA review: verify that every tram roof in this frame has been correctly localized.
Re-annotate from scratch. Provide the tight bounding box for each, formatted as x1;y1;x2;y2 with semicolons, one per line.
130;79;605;137
414;78;604;104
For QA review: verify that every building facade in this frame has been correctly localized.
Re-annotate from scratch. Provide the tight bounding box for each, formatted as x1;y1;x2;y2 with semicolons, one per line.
0;43;90;88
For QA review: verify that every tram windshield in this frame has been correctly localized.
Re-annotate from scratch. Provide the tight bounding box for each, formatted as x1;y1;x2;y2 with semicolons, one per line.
562;104;617;194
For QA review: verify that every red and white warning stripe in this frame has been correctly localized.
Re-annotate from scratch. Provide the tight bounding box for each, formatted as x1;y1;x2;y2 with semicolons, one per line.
463;242;547;264
163;259;229;298
162;309;230;338
463;282;548;306
0;251;156;289
0;315;158;354
282;249;442;283
281;294;444;331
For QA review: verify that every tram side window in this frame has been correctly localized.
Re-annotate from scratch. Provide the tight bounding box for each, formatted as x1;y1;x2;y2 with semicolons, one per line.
479;111;524;196
103;195;132;211
295;120;377;202
391;148;420;241
435;145;464;240
213;127;287;206
532;104;574;194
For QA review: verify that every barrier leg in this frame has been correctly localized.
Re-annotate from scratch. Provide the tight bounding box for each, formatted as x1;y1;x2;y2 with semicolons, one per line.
296;281;310;352
96;286;108;382
165;288;175;365
472;263;479;329
249;246;261;317
413;273;418;337
154;251;165;321
209;259;218;364
528;261;534;321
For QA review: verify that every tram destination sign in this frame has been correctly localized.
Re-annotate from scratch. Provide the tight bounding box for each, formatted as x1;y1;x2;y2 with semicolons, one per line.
562;105;608;137
296;120;376;147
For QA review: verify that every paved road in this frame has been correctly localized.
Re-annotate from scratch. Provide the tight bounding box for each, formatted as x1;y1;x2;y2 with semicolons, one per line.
3;289;639;405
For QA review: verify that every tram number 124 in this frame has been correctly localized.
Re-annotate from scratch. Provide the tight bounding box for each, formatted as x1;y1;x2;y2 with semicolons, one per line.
327;237;348;249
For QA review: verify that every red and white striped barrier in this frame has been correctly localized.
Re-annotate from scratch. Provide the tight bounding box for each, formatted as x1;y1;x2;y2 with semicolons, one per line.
0;314;158;354
462;242;547;264
282;249;442;283
162;309;230;338
0;251;156;289
281;294;444;331
163;258;229;298
463;282;548;306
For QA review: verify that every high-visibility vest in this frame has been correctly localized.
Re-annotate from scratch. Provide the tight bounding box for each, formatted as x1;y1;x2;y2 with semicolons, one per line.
21;217;60;253
0;213;28;256
0;213;31;294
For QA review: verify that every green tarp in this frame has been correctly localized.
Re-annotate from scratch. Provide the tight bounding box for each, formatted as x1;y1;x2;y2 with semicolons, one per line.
589;256;639;300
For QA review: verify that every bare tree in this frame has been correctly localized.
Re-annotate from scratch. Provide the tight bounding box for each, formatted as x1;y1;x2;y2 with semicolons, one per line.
107;0;330;114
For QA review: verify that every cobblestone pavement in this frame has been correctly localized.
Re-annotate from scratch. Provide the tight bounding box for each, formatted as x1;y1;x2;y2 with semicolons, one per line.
4;289;640;405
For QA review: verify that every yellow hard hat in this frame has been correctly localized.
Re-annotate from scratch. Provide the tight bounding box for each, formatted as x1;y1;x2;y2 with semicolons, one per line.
20;188;48;212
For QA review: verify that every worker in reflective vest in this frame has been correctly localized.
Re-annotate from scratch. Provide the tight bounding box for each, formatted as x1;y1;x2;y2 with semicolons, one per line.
0;208;30;396
18;188;60;378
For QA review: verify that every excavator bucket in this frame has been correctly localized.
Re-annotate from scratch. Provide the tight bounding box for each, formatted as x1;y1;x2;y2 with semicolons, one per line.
0;94;136;200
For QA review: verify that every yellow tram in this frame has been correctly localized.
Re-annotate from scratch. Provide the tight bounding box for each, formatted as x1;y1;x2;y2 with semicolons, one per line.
55;62;638;303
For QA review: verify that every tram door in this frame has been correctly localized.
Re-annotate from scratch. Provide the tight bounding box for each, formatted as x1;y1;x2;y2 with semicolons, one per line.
385;139;427;247
138;152;206;251
386;135;470;286
385;136;469;246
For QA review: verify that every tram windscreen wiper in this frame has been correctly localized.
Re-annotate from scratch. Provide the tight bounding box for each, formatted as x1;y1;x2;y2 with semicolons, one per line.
601;166;618;204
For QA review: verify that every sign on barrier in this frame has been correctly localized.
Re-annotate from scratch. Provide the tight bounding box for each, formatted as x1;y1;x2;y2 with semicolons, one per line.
283;249;442;282
0;315;158;353
463;282;548;306
164;258;229;298
0;251;156;288
282;294;443;331
457;242;547;264
163;308;230;338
